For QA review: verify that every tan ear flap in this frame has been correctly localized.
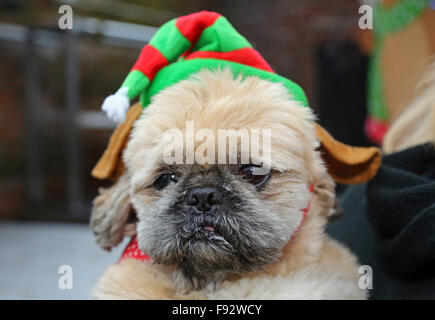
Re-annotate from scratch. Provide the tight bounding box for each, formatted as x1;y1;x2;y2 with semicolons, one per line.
90;173;136;251
315;124;382;184
91;103;143;181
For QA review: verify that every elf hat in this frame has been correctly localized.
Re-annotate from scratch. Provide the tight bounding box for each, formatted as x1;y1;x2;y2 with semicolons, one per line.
96;11;381;184
101;11;308;122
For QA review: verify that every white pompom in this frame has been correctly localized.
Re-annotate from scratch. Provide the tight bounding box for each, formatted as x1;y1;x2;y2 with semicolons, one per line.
101;87;130;123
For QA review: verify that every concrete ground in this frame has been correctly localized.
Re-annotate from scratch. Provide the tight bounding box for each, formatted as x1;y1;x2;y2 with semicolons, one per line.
0;221;128;299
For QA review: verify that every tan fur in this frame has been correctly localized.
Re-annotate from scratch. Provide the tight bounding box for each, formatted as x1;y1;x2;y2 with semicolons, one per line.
94;230;364;299
92;69;366;299
90;174;136;250
124;69;323;191
94;188;363;299
383;57;435;153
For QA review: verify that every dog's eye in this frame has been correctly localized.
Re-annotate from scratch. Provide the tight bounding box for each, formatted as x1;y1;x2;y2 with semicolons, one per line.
238;165;270;187
153;172;178;190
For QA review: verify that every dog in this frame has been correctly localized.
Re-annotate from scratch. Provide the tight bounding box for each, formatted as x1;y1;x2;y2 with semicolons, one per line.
90;69;381;299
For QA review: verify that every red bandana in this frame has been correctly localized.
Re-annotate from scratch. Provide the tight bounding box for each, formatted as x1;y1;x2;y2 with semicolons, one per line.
119;236;150;262
119;183;314;262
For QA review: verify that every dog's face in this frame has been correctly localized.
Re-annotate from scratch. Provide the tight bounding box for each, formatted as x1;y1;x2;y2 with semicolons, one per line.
124;69;326;290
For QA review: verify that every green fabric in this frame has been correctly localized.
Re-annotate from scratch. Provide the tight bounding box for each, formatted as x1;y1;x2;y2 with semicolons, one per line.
368;0;429;121
375;0;430;35
368;40;389;121
139;58;308;109
149;18;191;62
193;16;252;52
120;12;308;112
121;70;149;100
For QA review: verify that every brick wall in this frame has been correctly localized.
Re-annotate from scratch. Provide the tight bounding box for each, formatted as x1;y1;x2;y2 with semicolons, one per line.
212;0;362;108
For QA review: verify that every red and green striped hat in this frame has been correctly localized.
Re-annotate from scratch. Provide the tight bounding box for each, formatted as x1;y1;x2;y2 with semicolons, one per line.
102;11;308;122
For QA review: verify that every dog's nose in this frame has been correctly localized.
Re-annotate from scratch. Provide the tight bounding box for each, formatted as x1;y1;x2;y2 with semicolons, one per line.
187;186;223;213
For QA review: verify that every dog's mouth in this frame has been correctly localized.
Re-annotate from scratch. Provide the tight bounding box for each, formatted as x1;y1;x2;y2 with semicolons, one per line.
192;223;222;238
184;220;232;246
203;226;215;232
188;224;234;254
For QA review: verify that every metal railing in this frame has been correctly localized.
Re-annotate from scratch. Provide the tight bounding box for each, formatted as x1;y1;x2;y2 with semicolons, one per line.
0;17;157;218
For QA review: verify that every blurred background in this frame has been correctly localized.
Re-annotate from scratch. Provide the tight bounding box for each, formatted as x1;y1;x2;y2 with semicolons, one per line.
0;0;433;299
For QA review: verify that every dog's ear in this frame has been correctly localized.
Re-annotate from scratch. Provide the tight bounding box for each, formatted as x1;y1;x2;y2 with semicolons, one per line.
90;173;136;251
91;102;143;181
314;124;382;185
312;172;343;221
90;104;142;250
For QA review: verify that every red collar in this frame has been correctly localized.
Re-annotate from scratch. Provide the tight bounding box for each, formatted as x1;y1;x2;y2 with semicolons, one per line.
119;183;314;262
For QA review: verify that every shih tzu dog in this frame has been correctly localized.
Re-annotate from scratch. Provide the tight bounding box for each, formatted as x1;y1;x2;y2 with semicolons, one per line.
90;69;381;299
